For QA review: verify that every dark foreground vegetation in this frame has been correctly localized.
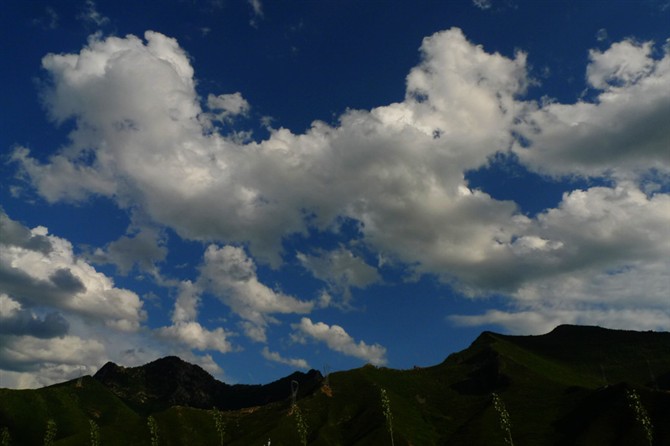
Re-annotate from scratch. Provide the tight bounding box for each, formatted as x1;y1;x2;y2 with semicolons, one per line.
2;325;670;445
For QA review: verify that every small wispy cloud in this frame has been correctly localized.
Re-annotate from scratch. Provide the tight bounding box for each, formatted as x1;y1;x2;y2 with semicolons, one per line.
33;7;59;30
262;347;310;369
472;0;493;10
596;28;608;42
248;0;264;27
79;0;109;27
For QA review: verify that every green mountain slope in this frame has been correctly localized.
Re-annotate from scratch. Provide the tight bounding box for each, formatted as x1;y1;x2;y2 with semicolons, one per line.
2;325;670;445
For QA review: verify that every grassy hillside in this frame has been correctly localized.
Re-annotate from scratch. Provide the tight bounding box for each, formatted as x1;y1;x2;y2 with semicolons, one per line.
2;325;670;445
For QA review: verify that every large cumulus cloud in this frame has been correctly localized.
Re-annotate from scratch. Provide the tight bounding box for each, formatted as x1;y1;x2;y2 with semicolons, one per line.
11;28;529;276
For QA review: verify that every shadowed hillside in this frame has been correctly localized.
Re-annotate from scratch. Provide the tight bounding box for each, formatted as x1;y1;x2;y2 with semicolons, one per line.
2;325;670;445
94;356;322;413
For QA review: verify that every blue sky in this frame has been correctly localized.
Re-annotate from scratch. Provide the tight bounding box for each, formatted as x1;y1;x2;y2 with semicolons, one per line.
1;0;669;388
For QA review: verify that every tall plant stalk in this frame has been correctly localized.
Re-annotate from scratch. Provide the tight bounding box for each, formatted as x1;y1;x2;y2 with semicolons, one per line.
626;389;653;446
43;419;57;446
491;393;514;446
147;416;159;446
1;427;10;446
211;408;226;446
291;403;308;446
380;388;395;446
89;419;100;446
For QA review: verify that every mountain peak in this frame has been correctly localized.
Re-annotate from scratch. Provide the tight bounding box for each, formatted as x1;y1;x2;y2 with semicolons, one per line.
147;355;188;366
93;356;323;412
144;355;216;382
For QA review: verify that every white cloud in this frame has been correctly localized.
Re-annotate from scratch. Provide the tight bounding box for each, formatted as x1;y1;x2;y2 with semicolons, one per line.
206;92;250;123
0;335;106;388
199;245;313;342
297;247;380;303
156;279;236;353
247;0;263;26
514;38;670;179
0;294;21;316
172;280;201;323
11;146;118;203
0;294;69;338
79;0;109;27
88;226;167;275
0;210;146;330
248;0;263;16
451;306;670;335
33;6;59;30
451;182;670;332
261;347;309;370
472;0;492;10
0;335;104;370
596;28;608;42
293;317;387;366
587;40;654;89
157;321;234;353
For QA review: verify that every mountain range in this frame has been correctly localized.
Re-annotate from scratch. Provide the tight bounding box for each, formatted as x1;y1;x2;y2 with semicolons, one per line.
2;324;670;445
94;356;322;413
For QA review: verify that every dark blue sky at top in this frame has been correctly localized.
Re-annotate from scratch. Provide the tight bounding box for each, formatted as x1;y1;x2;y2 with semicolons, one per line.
1;0;669;386
3;0;665;214
5;1;668;140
